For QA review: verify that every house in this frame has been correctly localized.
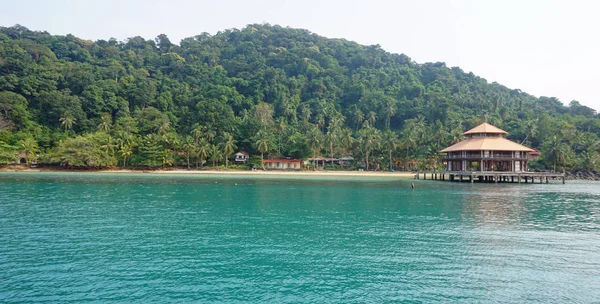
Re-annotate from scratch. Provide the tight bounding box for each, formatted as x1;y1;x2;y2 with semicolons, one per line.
263;159;302;170
234;151;249;164
338;156;355;166
440;122;538;172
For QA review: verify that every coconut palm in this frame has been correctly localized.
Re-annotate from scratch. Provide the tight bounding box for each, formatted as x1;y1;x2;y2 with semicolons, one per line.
98;113;112;133
195;138;210;168
59;114;76;133
119;142;134;167
182;136;196;169
191;124;204;144
254;130;272;169
209;144;222;167
276;117;287;156
222;132;237;168
341;128;354;157
545;135;570;172
307;127;323;170
358;126;380;171
325;123;340;166
18;138;38;165
383;130;399;171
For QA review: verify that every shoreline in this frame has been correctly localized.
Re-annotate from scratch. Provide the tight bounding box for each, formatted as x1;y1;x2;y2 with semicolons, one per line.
0;167;415;178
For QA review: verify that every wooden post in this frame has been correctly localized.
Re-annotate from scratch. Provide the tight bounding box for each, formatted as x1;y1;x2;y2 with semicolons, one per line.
562;175;565;184
518;175;521;184
470;175;473;183
495;175;498;183
546;177;548;184
511;176;514;183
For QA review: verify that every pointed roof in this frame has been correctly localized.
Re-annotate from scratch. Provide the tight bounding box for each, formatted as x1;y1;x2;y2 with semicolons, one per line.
463;123;508;135
440;137;535;153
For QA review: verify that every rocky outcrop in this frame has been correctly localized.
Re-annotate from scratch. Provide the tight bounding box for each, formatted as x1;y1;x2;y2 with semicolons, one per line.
565;170;600;181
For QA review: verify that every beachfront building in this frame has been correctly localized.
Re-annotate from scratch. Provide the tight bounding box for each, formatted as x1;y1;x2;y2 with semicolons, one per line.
234;151;249;164
440;123;537;172
263;159;302;170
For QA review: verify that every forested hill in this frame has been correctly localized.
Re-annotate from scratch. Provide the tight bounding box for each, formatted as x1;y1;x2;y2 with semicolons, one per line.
1;24;599;170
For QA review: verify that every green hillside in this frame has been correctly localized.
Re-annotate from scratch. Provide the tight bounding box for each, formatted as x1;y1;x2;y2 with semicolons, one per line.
0;24;598;170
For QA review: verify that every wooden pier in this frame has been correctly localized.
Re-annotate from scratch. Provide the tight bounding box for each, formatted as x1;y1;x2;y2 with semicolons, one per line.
415;171;565;184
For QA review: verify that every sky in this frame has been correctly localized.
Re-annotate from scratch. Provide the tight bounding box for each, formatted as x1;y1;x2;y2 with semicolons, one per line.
1;0;599;111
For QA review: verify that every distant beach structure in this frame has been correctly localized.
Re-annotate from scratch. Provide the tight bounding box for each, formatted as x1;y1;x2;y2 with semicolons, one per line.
418;123;564;183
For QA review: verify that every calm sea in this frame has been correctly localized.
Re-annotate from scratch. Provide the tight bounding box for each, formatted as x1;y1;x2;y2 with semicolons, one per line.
1;172;599;303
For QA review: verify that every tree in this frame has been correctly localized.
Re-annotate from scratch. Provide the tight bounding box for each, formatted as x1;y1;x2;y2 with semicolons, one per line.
209;144;222;167
195;138;210;168
341;128;354;157
254;130;272;169
358;126;380;171
18;138;38;165
306;127;323;170
383;130;399;171
98;113;112;132
543;135;570;172
182;136;195;169
222;132;237;168
59;114;76;133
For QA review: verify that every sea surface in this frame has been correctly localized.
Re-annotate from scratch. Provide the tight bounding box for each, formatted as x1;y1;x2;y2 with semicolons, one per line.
1;172;599;303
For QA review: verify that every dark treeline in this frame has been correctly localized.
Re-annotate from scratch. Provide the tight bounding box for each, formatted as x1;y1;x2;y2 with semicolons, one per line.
0;24;599;170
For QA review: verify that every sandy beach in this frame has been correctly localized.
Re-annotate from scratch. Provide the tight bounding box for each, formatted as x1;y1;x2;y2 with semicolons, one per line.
0;166;415;178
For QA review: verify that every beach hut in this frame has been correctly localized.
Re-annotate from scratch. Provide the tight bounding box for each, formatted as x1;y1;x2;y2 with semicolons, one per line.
234;151;249;164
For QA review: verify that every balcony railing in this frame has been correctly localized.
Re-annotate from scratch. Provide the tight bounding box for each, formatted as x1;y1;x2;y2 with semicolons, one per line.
442;155;534;161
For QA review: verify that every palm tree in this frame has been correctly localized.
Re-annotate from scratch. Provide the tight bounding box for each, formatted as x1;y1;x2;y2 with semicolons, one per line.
325;123;340;166
359;126;380;171
98;114;112;133
18;138;38;165
119;142;134;167
546;135;569;172
383;130;398;171
341;128;354;157
191;124;204;144
352;106;364;130
300;104;312;122
101;136;117;157
182;136;196;169
306;127;323;170
222;132;237;168
382;99;396;130
59;114;76;133
254;130;272;169
195;138;210;168
276;117;287;156
209;144;222;167
367;111;377;127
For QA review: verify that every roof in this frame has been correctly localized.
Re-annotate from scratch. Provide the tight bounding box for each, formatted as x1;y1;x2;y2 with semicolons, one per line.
440;137;535;152
234;151;249;156
464;123;508;135
263;159;302;163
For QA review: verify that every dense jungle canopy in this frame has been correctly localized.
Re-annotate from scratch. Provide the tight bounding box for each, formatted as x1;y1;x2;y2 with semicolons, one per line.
0;24;599;170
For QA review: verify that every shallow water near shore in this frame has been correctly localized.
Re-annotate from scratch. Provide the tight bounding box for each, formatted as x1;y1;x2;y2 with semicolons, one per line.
1;172;599;302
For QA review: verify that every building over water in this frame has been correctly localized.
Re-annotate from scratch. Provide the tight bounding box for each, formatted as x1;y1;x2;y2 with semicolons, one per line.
440;122;538;172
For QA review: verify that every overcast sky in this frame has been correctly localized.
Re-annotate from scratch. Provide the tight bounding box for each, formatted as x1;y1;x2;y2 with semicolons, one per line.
1;0;598;111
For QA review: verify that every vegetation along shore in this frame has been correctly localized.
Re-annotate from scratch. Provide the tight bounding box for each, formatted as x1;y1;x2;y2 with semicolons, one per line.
1;24;599;173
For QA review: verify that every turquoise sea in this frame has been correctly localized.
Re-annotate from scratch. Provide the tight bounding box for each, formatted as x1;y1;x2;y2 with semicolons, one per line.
1;172;599;303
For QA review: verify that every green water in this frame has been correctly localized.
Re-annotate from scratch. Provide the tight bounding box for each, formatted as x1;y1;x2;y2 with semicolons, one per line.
1;172;599;303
